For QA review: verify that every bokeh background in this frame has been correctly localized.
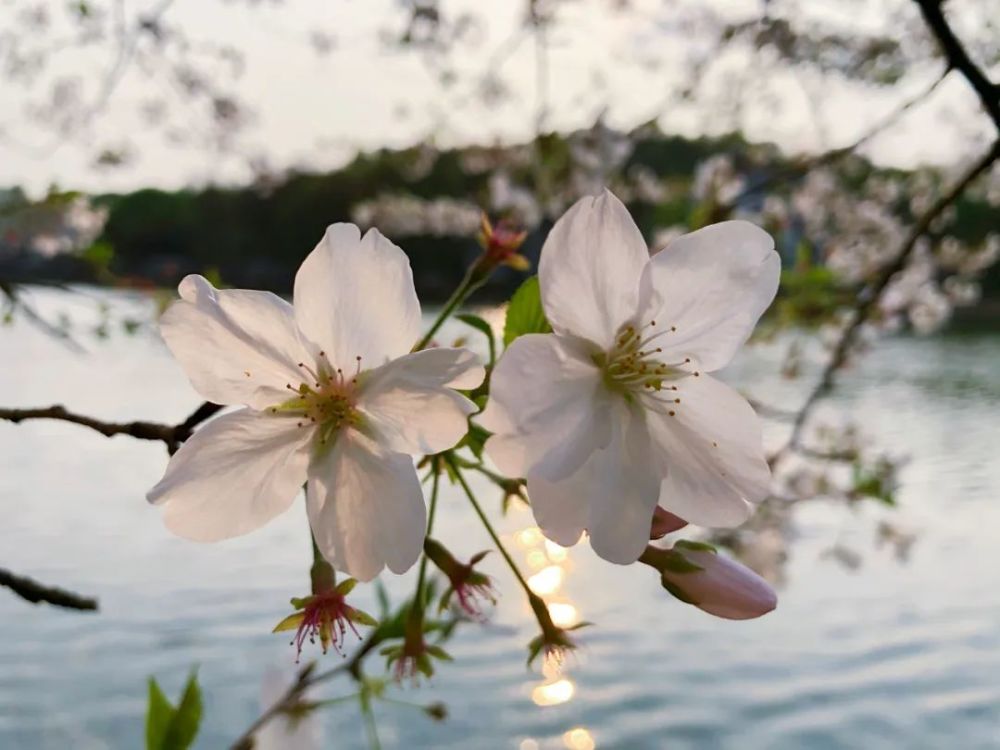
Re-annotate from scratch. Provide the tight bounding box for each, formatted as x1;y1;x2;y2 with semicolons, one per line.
2;1;999;748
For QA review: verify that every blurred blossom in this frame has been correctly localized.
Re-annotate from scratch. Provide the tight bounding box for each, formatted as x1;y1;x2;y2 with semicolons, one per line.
351;194;481;236
1;194;108;258
628;165;667;203
943;276;980;306
650;225;686;254
907;284;951;334
489;172;543;229
253;668;323;750
692;154;744;204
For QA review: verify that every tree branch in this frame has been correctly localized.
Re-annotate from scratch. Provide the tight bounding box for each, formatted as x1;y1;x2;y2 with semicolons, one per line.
0;400;222;453
772;138;1000;464
0;567;98;611
914;0;1000;132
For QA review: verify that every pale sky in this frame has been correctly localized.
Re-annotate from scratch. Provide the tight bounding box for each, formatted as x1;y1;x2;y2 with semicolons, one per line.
0;0;995;195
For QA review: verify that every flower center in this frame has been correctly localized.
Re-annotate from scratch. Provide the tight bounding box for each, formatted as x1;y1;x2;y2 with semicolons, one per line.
270;352;363;445
595;320;699;417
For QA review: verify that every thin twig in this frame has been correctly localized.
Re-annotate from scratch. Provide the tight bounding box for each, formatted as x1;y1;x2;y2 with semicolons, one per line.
724;68;950;207
228;634;380;750
0;567;98;611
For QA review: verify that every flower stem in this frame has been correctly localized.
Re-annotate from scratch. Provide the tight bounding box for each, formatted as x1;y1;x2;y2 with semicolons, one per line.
447;456;551;627
359;690;382;750
412;464;442;610
414;265;489;351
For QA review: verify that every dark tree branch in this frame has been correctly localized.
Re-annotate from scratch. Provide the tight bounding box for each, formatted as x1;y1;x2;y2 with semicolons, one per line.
0;400;222;453
0;567;98;611
914;0;1000;132
772;138;1000;465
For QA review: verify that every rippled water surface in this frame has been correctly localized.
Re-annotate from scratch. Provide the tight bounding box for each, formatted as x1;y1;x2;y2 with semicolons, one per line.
2;288;1000;749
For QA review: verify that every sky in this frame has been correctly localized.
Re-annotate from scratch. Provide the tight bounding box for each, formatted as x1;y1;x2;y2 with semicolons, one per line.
0;0;995;195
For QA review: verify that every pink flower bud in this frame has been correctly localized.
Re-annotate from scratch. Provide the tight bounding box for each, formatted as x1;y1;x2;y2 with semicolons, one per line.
654;541;777;620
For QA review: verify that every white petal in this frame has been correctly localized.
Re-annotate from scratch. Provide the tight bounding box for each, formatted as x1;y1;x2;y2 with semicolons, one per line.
307;430;425;581
358;348;483;455
293;224;422;370
528;404;660;564
523;475;588;549
148;408;312;541
160;275;312;409
637;221;779;372
538;190;649;349
480;334;610;481
646;373;771;527
584;406;662;564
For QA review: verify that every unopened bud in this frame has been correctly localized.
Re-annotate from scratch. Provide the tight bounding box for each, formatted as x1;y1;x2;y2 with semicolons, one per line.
476;214;530;274
641;541;777;620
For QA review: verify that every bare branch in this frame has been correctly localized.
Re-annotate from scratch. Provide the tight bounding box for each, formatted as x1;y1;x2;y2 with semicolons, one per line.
914;0;1000;132
0;400;222;453
0;567;98;611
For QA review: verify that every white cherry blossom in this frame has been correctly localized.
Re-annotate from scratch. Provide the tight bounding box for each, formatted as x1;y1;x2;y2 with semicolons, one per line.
480;190;779;565
148;223;484;581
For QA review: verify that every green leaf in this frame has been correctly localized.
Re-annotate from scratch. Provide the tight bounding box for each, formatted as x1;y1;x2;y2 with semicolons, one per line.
336;577;358;596
375;581;391;618
146;679;173;750
348;608;379;627
161;671;202;750
456;313;496;364
425;644;453;661
503;276;551;347
462;422;490;460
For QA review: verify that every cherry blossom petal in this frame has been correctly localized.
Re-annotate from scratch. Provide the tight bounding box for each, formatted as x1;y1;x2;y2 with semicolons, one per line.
307;430;425;582
637;221;779;372
538;190;649;349
148;409;312;541
480;334;611;481
160;275;312;409
646;373;771;527
358;348;484;455
528;404;660;564
293;223;422;370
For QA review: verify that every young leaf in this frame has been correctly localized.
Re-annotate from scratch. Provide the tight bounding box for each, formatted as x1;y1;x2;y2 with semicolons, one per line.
161;671;203;750
503;276;551;347
145;679;174;750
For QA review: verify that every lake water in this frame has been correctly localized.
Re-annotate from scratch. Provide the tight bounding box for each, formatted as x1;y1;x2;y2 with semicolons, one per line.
2;287;1000;749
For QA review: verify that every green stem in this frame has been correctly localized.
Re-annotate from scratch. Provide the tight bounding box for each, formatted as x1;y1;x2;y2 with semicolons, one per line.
412;466;442;610
448;456;547;621
414;265;489;351
359;691;382;750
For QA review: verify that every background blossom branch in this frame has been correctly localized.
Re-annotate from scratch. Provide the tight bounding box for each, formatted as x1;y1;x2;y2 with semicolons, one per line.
773;138;1000;464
